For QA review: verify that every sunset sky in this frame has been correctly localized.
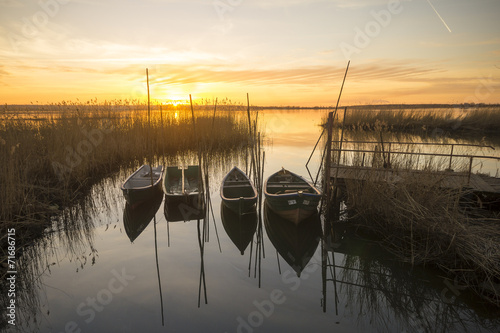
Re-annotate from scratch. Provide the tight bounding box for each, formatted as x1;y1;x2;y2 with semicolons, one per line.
0;0;499;106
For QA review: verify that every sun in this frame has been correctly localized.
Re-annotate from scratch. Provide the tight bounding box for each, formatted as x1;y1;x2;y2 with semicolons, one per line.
169;100;184;107
161;91;189;107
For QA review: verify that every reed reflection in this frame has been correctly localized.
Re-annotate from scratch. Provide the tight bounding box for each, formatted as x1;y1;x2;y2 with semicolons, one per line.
321;222;500;333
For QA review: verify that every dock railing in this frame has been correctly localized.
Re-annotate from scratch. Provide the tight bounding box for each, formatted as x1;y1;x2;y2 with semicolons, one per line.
329;139;500;182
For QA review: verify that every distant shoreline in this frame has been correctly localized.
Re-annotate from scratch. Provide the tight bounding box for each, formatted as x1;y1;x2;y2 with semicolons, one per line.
3;103;500;112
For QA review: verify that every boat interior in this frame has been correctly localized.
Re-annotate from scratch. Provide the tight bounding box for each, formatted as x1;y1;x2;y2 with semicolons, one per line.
122;166;162;189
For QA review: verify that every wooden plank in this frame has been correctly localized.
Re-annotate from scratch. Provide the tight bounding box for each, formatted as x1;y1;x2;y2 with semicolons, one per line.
330;166;500;194
469;174;496;193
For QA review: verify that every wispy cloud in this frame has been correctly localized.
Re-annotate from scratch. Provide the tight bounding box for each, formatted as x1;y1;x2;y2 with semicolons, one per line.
420;38;500;48
0;65;10;76
115;61;445;88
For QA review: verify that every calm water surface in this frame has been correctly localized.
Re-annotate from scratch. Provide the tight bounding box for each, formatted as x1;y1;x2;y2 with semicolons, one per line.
10;109;500;333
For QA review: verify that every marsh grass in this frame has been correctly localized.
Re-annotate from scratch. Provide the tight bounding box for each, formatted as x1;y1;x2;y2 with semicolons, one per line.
337;248;500;331
0;100;253;234
344;176;500;306
328;106;500;133
333;136;500;306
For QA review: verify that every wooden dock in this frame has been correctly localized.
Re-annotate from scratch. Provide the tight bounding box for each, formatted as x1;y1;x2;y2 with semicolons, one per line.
330;165;500;195
321;110;500;211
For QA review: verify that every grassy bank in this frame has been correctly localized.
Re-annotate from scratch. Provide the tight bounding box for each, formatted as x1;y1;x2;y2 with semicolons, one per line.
0;101;253;226
330;134;500;306
330;106;500;133
344;176;500;306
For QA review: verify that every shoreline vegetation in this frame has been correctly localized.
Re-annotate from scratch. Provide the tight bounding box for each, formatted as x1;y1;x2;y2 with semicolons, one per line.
342;174;500;307
0;100;254;245
328;127;500;307
333;106;500;133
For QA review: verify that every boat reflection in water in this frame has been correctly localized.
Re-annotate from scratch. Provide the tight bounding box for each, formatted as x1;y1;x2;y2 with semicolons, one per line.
220;202;258;255
163;194;206;222
264;201;322;277
122;189;163;242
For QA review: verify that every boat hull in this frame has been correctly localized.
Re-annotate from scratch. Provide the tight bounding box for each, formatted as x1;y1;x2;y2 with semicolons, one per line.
264;169;321;224
220;166;258;214
264;194;320;225
122;184;162;206
221;197;257;214
121;165;164;206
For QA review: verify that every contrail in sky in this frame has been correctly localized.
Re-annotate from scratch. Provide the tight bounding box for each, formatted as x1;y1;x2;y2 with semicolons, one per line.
426;0;452;33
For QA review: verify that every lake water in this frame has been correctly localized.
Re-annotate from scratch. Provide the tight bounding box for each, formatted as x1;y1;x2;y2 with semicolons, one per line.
7;109;500;333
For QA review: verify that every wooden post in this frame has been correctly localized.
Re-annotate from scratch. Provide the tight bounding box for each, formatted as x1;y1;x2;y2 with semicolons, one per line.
146;68;151;126
324;111;334;220
468;156;473;184
387;142;391;168
334;108;348;180
448;144;454;171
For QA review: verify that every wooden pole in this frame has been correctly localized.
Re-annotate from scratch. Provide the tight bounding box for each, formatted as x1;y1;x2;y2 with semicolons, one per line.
448;144;454;170
324;111;334;220
146;68;151;126
333;60;350;119
146;68;154;186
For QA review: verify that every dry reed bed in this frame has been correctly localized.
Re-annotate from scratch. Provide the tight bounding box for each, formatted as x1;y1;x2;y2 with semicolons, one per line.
332;107;500;133
0;103;252;227
343;173;500;306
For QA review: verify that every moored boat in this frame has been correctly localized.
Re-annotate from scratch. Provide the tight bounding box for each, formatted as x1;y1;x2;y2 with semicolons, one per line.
121;164;163;206
264;168;321;224
163;165;202;205
220;166;258;214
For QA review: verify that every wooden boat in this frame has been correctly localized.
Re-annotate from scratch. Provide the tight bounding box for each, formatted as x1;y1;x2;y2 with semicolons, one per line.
220;202;257;255
123;190;163;242
220;166;258;214
121;164;163;206
163;165;202;204
264;203;321;277
264;168;321;224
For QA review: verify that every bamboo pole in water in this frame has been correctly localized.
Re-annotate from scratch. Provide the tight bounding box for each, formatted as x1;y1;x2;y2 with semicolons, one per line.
147;68;151;127
333;60;350;120
146;68;165;325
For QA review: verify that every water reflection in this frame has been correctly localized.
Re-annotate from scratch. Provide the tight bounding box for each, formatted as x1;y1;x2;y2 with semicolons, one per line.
123;190;163;242
264;202;322;277
220;203;257;255
322;222;500;332
5;109;500;333
164;196;206;222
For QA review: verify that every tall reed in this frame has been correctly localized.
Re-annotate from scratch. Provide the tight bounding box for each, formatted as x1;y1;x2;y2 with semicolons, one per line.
0;101;253;226
329;106;500;133
333;137;500;306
